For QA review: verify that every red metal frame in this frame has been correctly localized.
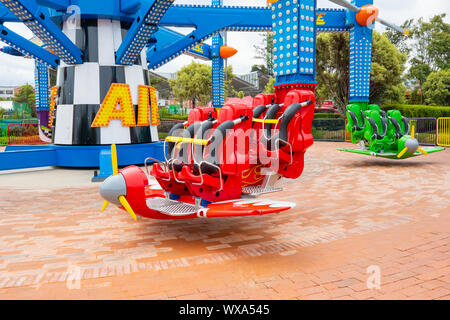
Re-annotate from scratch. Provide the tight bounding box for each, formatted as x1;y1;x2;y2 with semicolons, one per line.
7;123;49;145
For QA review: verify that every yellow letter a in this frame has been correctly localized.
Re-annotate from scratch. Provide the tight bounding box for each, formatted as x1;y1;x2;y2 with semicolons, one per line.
92;83;136;127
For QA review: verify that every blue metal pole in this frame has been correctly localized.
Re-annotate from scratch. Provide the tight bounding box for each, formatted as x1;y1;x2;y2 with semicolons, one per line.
348;0;373;103
35;61;50;133
35;62;49;112
212;0;224;109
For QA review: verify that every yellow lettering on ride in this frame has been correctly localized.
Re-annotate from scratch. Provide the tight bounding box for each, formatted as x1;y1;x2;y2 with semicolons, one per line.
191;44;204;54
137;85;151;126
316;12;326;25
91;83;160;128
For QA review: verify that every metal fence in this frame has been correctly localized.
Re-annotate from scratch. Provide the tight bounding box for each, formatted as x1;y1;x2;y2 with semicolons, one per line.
7;123;48;145
312;119;346;142
0;126;7;146
409;118;437;146
315;117;447;147
437;117;450;147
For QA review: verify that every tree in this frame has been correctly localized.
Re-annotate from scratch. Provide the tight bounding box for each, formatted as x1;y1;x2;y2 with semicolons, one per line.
251;64;268;76
407;14;450;83
223;65;235;101
169;62;211;108
264;78;275;93
408;60;432;87
14;84;36;118
315;31;406;113
169;62;234;108
384;19;414;56
422;69;450;106
370;32;407;105
231;89;245;98
254;32;274;77
315;32;350;113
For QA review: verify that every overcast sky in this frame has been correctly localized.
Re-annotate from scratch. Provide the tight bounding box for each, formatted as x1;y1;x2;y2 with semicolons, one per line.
0;0;448;86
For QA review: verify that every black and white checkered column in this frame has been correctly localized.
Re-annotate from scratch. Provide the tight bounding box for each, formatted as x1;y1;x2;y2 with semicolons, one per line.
54;19;159;145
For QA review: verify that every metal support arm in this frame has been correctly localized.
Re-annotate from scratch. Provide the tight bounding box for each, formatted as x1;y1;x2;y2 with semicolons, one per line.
0;23;59;67
0;0;83;64
147;26;212;64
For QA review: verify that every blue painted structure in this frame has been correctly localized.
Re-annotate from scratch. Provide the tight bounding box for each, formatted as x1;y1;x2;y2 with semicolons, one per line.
147;27;212;61
35;61;49;113
93;148;114;181
272;0;318;87
347;0;373;103
0;0;401;171
0;0;83;64
1;142;165;170
212;0;224;109
0;23;59;67
115;0;175;65
0;1;368;105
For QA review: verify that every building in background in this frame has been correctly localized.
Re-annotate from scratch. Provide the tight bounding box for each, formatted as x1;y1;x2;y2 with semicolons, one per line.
0;86;16;99
0;100;13;110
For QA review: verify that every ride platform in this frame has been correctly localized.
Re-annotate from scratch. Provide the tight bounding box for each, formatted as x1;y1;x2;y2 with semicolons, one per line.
0;142;165;171
337;146;445;160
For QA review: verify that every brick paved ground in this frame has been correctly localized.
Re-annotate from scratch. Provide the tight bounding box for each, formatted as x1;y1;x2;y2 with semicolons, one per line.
0;142;449;300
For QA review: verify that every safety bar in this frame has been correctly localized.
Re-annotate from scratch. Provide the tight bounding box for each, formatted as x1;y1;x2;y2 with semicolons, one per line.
275;138;293;166
145;157;172;182
163;139;169;163
261;100;312;142
262;114;284;141
253;118;280;124
166;136;211;145
170;159;186;184
194;161;224;192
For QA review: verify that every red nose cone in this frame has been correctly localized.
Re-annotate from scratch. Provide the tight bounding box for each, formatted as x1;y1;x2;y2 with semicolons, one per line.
220;46;238;59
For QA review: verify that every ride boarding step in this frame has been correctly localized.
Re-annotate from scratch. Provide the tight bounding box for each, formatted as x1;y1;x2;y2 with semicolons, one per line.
242;172;282;196
242;186;283;196
146;197;198;216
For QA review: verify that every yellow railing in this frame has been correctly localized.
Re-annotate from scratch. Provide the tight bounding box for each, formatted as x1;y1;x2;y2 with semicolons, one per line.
165;136;210;145
437;117;450;147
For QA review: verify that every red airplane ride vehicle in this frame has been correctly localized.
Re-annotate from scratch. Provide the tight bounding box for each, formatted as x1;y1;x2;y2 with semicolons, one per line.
99;89;315;220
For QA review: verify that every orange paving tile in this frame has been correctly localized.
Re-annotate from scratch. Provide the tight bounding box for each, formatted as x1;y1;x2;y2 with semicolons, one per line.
0;142;449;300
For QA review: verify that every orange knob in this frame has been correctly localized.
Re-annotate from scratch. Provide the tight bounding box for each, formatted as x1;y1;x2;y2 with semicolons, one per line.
356;5;379;26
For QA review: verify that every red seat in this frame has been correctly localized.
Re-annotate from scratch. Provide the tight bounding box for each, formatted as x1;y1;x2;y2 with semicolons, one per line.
257;89;315;179
151;107;218;196
179;103;253;202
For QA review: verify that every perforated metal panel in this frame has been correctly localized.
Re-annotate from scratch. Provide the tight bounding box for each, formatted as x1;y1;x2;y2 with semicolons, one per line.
146;198;199;216
272;0;317;86
242;186;282;196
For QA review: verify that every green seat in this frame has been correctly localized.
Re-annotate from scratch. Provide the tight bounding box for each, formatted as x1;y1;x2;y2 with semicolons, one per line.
387;110;409;138
346;104;365;132
364;110;387;141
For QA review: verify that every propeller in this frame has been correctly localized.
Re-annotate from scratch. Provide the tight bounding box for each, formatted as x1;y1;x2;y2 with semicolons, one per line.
328;0;409;35
100;144;137;221
397;125;429;158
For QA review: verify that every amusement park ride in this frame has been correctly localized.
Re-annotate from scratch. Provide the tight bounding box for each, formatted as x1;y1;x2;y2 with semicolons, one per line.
0;0;444;219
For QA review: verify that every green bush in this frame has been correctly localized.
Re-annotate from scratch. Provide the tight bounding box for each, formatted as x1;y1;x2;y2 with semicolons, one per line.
314;113;343;119
159;108;188;121
161;114;188;121
381;104;450;118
